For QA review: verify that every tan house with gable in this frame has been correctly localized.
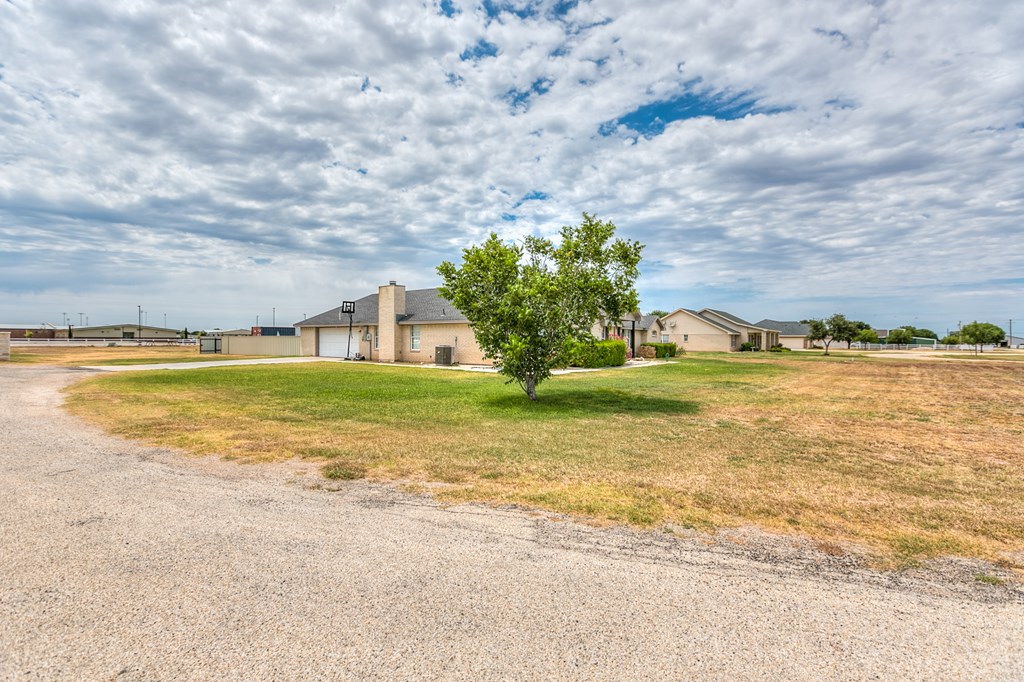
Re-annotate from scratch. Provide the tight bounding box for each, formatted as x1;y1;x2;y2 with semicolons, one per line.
754;319;811;350
296;282;488;365
659;308;780;351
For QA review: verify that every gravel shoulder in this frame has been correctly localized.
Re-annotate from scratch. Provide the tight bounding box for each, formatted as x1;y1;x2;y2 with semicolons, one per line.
2;365;1022;680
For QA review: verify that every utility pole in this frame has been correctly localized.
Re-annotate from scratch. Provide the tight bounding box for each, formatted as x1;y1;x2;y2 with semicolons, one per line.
164;313;167;328
272;307;276;327
62;312;67;326
138;305;143;345
78;312;84;326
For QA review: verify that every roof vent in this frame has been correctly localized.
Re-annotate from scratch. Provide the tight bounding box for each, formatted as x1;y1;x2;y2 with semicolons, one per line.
389;280;397;285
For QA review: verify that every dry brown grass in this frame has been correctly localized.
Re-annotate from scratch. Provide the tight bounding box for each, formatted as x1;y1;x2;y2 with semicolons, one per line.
62;355;1024;567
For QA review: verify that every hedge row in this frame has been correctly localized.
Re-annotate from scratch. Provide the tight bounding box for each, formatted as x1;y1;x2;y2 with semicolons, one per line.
639;342;677;358
564;339;627;368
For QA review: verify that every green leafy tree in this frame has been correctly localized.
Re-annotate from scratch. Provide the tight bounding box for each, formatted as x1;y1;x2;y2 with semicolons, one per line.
647;309;669;318
960;321;1004;354
940;333;960;345
438;213;643;400
886;328;913;345
803;313;856;355
844;320;872;348
900;325;938;340
854;328;879;344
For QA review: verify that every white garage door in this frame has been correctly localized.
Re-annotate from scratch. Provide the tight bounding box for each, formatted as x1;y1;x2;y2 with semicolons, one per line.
319;328;357;358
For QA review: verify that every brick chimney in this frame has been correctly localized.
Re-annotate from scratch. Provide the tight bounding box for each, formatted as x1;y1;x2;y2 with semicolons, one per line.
377;281;406;362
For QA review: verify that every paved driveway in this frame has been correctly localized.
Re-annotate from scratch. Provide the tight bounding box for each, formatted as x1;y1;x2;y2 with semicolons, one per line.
1;365;1022;680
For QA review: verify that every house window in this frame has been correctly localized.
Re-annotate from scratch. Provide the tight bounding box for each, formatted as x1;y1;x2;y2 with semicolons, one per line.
661;334;669;343
410;325;420;351
374;327;379;350
683;334;689;342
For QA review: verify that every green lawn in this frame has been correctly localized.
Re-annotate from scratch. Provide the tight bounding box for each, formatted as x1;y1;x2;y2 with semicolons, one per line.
64;355;1024;568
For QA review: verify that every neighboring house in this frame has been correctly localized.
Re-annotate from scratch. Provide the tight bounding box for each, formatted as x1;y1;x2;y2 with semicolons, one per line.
0;324;57;339
591;312;665;356
296;282;488;364
204;328;253;337
659;308;780;351
754;319;810;350
54;324;180;340
251;326;297;337
1003;335;1024;348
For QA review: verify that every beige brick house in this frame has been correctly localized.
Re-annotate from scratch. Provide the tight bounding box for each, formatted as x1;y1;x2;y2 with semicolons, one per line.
296;282;488;364
659;308;780;352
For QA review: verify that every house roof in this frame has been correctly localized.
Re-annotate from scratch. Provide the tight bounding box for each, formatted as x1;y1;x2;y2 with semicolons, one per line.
639;314;660;330
754;319;810;336
399;288;468;324
296;288;468;327
700;308;758;328
663;308;739;335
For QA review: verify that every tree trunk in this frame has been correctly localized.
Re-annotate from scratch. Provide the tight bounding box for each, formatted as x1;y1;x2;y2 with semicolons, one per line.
524;375;538;401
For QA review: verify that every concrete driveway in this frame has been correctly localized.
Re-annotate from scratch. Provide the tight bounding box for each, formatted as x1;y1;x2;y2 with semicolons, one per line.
1;365;1022;680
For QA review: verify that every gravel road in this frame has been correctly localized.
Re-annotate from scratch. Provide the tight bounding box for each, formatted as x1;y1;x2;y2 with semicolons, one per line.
2;365;1022;680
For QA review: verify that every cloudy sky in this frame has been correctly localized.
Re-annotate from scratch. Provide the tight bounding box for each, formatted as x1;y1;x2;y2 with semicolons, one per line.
2;0;1022;334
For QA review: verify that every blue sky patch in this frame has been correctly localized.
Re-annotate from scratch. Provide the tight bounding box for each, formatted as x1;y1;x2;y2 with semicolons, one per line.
502;78;552;112
602;90;785;137
512;190;549;208
814;27;851;47
439;0;457;17
483;1;537;20
501;212;517;222
549;0;578;18
460;39;499;61
356;168;368;175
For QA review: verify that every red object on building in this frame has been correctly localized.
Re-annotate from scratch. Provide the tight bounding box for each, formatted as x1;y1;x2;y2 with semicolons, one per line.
251;326;262;336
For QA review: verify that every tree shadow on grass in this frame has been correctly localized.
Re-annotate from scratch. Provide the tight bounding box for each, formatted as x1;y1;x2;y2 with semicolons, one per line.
484;388;699;419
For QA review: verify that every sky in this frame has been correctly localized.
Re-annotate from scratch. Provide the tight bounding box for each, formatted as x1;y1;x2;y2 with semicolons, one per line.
1;0;1022;335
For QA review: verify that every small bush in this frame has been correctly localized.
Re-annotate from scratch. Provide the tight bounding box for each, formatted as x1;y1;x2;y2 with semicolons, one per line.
637;345;656;359
639;342;677;358
740;342;757;352
767;344;792;353
565;339;627;368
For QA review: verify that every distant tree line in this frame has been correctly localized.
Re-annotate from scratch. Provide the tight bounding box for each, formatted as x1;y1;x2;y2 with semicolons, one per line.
802;314;1005;355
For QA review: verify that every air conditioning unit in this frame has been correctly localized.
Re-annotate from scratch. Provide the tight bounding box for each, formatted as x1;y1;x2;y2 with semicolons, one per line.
434;345;454;366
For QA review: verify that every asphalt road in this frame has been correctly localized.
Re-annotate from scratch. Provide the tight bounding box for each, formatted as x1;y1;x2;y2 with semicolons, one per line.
1;365;1022;680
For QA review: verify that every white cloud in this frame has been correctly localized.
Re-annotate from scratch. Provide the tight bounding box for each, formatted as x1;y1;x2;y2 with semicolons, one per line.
1;0;1022;331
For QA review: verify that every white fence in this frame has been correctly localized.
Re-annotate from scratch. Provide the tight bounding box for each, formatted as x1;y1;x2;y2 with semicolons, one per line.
11;338;196;346
842;343;1000;352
